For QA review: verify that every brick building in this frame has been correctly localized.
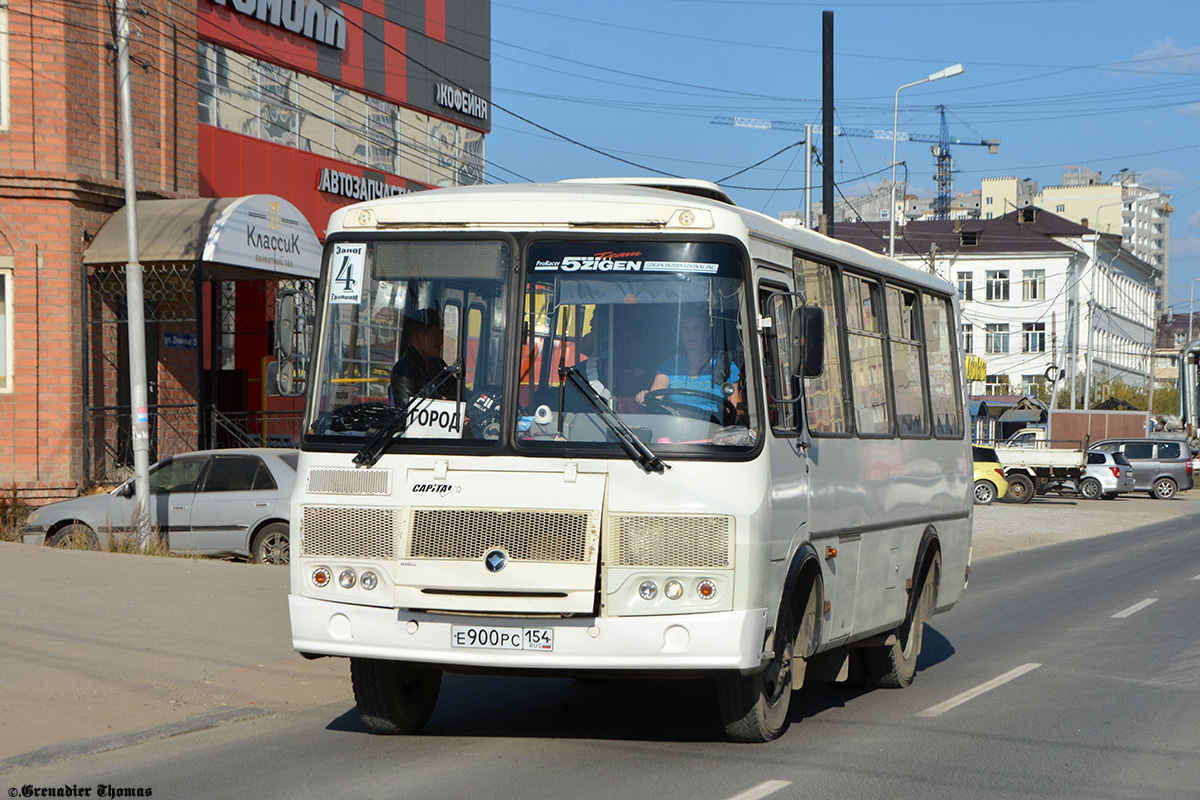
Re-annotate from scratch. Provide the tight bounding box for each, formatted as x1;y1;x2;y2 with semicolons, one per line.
0;1;491;502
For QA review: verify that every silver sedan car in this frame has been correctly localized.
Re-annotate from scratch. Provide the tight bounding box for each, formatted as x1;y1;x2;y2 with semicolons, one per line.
21;449;297;564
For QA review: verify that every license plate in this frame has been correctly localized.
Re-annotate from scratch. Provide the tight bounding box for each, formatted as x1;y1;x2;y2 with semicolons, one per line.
451;625;554;652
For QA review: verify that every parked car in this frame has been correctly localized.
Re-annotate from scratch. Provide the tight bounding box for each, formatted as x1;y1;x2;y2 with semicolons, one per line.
1079;450;1136;500
21;449;297;564
972;445;1009;505
1089;438;1193;500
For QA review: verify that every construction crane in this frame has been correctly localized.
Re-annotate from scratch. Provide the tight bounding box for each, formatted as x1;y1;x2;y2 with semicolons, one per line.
712;106;999;219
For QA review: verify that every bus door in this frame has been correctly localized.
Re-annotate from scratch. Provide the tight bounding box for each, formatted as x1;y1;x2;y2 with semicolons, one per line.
756;270;812;571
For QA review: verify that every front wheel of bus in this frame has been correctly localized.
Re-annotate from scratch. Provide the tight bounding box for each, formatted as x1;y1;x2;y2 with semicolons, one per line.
351;658;442;735
717;601;796;742
865;552;939;689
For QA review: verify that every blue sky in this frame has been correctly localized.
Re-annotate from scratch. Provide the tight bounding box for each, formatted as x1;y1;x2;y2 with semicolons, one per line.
485;0;1200;314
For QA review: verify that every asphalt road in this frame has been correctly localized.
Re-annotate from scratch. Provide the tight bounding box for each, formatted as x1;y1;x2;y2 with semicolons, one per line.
3;493;1199;798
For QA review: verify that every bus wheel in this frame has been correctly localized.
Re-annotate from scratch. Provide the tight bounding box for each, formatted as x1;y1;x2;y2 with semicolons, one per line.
350;657;442;735
1004;474;1035;504
865;552;939;689
717;596;797;742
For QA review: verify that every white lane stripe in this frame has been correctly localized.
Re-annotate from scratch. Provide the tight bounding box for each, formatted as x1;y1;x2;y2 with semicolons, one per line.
1112;598;1158;618
726;780;793;800
1192;574;1200;581
917;663;1041;718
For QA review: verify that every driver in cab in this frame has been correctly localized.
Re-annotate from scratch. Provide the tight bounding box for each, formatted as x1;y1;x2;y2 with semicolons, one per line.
389;308;457;410
636;306;744;424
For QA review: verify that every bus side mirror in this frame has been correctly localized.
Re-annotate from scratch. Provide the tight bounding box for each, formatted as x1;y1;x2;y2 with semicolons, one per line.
787;305;824;378
800;306;824;378
275;289;313;396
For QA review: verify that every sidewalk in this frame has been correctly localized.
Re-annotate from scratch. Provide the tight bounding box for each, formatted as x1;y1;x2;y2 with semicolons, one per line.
2;490;1196;764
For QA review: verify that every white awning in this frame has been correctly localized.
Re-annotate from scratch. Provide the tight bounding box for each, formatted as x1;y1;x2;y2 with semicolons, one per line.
83;195;321;280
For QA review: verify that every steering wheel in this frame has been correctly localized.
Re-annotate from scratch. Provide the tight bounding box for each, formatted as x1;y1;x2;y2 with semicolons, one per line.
643;388;734;422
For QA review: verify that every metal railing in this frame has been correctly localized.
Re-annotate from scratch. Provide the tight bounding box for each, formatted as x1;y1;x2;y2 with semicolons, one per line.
87;405;301;486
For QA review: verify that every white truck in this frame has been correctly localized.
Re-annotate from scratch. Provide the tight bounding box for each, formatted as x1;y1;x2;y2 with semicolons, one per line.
993;427;1087;503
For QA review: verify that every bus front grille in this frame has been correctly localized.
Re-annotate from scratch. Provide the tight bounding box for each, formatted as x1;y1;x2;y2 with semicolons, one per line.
608;513;733;568
306;468;391;495
301;506;397;560
406;508;598;563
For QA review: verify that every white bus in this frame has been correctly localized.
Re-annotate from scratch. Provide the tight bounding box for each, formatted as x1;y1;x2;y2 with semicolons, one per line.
288;178;973;742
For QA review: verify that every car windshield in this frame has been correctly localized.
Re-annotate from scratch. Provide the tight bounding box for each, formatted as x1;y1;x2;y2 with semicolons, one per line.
306;239;511;447
517;240;757;454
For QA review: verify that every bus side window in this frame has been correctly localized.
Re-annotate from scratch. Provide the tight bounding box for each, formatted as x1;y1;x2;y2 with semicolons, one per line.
796;257;849;435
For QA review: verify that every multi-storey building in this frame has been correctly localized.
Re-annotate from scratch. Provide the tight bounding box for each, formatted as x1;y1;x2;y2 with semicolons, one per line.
833;209;1160;406
0;1;490;501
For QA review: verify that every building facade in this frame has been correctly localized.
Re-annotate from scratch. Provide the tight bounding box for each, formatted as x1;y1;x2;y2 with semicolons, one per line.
0;0;490;502
834;209;1160;408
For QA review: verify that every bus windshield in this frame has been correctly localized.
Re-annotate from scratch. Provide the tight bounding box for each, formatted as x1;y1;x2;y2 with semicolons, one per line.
518;240;757;453
308;239;511;445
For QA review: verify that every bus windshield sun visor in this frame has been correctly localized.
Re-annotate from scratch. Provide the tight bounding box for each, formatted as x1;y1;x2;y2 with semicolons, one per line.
353;361;462;468
559;366;669;475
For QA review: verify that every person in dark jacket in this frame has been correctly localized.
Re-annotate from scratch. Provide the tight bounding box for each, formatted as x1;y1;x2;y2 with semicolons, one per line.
389;309;455;409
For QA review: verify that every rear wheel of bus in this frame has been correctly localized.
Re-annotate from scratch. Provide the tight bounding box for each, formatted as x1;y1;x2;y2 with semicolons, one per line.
350;657;442;735
865;552;939;689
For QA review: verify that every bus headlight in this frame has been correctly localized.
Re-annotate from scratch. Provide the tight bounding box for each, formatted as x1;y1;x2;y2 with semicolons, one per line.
312;567;332;588
338;569;357;589
697;579;717;600
360;571;378;591
664;580;684;601
638;580;658;600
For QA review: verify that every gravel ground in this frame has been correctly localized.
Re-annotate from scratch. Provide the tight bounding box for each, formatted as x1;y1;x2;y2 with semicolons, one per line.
971;487;1199;560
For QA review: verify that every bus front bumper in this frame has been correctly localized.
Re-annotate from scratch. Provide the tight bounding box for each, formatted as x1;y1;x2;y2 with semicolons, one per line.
289;594;768;672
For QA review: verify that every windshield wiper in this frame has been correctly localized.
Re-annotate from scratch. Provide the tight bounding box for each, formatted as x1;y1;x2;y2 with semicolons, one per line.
559;366;669;475
353;361;462;468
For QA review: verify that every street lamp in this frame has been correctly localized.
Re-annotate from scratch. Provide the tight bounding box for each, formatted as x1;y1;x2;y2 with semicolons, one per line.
888;63;964;258
1189;277;1200;346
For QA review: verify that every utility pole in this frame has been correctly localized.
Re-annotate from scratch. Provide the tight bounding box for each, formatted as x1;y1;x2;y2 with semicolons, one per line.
116;0;152;546
821;11;834;239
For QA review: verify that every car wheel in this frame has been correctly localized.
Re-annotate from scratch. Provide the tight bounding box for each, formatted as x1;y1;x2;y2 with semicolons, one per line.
1078;477;1102;500
1151;477;1178;500
1004;474;1035;504
865;552;939;689
973;480;996;505
252;522;290;565
49;523;99;550
1101;493;1117;500
351;658;442;735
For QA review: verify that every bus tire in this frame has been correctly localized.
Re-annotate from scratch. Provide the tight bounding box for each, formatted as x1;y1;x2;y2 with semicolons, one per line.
1004;474;1035;504
350;657;442;735
1078;477;1102;500
865;552;939;689
717;596;798;743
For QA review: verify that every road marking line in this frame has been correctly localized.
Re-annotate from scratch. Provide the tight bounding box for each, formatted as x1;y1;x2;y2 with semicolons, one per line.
1112;598;1158;618
726;780;793;800
1192;574;1200;581
917;663;1041;718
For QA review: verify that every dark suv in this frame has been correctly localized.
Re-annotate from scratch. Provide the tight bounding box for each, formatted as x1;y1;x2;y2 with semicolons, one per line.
1089;438;1194;499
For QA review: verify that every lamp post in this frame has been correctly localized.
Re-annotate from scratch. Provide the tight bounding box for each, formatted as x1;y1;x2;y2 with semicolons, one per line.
1189;277;1200;347
889;63;964;258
